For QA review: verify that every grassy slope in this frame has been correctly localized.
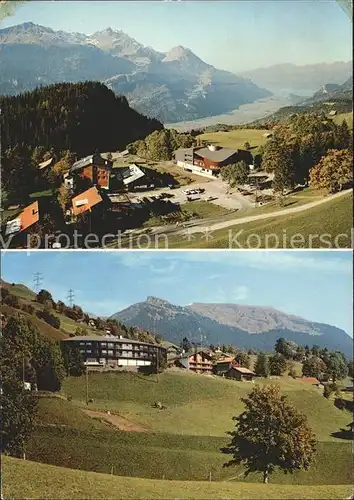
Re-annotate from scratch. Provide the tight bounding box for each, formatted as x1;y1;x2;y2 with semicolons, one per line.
1;282;100;338
198;129;268;151
62;372;351;441
333;112;353;128
18;372;348;484
4;456;352;500
166;191;352;248
34;396;111;432
0;303;67;341
180;201;232;218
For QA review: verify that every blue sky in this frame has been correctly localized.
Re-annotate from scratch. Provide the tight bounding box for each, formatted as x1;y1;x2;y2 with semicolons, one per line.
0;1;352;71
1;250;352;335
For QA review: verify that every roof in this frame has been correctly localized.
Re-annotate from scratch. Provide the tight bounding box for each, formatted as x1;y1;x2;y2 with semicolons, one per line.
230;366;256;375
297;377;320;385
6;201;39;235
71;187;102;216
71;154;112;173
62;335;166;349
215;357;235;364
118;164;145;185
71;155;95;171
21;201;40;231
194;146;237;163
108;193;131;204
182;348;213;360
38;157;54;170
161;341;180;349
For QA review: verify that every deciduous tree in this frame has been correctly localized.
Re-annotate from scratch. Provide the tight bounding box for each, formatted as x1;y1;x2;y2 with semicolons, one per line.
302;356;327;379
325;352;349;382
224;385;316;483
268;353;287;376
221;161;250;187
309;148;352;193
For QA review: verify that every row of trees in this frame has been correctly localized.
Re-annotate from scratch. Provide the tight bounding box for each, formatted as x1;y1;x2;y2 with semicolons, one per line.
128;128;197;161
260;114;352;195
274;337;352;381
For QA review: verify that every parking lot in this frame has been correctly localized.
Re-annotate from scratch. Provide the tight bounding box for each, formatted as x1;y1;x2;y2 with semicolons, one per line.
129;176;255;211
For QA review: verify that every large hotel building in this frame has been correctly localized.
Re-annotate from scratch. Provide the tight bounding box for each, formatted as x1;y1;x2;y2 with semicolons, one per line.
61;335;167;370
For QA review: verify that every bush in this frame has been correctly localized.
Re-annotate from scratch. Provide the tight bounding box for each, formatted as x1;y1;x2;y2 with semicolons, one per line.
37;310;60;329
3;293;20;309
21;303;35;315
36;289;53;305
323;382;338;399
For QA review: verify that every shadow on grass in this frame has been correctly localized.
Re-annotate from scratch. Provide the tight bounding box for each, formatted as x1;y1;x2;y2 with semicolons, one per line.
330;428;353;440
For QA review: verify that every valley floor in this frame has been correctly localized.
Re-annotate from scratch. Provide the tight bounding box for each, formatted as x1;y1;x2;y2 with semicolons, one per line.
164;95;294;131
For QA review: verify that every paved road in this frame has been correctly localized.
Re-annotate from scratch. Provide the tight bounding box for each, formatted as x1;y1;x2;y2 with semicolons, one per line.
145;188;352;238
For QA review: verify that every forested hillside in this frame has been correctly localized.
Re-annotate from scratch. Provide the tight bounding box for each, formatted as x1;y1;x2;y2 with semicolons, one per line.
0;81;163;156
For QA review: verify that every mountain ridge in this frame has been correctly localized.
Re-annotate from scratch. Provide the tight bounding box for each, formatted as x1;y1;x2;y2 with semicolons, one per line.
240;61;352;95
111;296;352;356
0;22;271;123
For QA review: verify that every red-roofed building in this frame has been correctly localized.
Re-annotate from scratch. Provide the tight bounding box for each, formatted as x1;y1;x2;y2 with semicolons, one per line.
20;201;39;231
296;377;321;386
71;187;103;216
5;201;39;236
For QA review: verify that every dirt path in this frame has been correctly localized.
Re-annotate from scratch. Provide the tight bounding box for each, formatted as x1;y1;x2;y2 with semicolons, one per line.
148;188;352;238
82;409;149;432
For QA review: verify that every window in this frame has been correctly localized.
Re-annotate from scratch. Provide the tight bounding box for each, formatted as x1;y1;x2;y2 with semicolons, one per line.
108;343;114;348
101;349;107;354
108;350;114;356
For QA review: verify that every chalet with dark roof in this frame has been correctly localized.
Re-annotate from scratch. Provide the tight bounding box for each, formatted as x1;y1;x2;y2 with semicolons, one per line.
71;152;112;189
173;145;252;177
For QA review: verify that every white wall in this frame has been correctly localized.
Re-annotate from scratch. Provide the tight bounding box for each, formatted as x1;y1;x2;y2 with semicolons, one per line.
177;161;217;179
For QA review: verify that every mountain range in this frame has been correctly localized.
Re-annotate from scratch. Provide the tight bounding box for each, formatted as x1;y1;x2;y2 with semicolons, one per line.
0;22;271;123
111;296;353;356
240;62;352;96
249;75;353;127
300;76;353;105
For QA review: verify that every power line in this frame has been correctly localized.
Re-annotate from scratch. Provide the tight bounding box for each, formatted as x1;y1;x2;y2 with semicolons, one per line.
33;272;43;292
67;289;75;308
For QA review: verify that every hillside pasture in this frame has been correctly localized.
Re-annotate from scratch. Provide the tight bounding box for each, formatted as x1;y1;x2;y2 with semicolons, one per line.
333;112;353;128
166;190;353;248
4;456;352;500
62;371;351;441
1;282;102;338
197;128;269;151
